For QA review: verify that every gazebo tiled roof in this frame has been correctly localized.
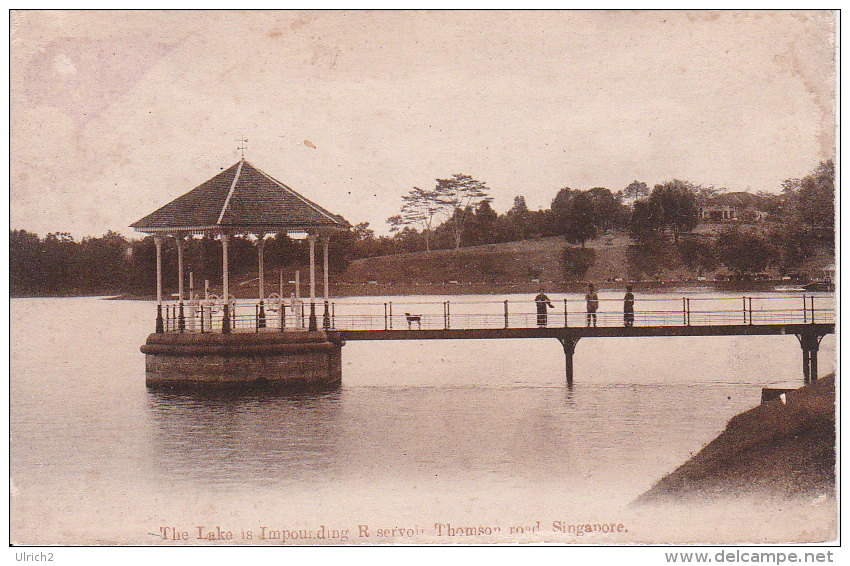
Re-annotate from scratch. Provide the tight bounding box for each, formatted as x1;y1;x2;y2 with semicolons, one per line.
131;159;348;235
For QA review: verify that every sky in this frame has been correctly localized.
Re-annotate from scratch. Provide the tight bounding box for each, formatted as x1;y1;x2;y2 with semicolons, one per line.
9;10;836;239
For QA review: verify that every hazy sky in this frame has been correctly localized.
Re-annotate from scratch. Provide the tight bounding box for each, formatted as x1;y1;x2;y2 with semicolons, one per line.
10;10;835;239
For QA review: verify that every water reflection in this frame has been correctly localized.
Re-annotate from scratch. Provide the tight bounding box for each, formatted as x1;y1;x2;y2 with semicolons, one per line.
145;380;754;503
146;388;345;488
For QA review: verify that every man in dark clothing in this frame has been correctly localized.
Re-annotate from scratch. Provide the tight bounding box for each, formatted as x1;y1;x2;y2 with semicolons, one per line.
534;288;554;327
623;285;635;327
585;283;599;327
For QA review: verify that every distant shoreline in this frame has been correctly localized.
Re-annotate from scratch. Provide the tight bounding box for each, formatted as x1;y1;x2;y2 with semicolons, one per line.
10;279;817;301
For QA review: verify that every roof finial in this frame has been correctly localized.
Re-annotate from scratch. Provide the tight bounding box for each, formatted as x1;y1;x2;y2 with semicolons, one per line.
236;136;248;160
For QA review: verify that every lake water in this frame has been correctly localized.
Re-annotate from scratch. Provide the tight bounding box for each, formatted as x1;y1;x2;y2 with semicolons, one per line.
9;293;836;545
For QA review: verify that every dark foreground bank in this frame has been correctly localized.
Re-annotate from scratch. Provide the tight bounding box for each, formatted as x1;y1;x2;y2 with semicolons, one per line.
635;373;835;503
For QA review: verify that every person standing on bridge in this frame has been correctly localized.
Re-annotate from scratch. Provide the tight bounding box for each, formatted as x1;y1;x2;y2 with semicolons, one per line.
585;283;599;327
623;285;635;327
534;288;554;327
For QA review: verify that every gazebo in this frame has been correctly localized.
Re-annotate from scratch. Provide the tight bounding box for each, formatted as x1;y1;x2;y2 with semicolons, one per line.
131;157;349;333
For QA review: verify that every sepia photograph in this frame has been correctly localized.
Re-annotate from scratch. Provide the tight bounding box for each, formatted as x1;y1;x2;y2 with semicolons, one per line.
8;9;838;552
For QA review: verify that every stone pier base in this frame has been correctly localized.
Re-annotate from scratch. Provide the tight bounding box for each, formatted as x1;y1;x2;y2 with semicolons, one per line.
141;330;344;390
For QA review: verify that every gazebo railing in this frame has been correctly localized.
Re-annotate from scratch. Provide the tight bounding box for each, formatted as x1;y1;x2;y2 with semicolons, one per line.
161;301;322;333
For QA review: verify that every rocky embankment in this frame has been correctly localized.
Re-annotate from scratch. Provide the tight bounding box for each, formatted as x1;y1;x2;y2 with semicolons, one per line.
636;373;835;503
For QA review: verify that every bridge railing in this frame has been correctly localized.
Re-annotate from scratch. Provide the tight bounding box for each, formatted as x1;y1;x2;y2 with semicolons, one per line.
156;294;834;333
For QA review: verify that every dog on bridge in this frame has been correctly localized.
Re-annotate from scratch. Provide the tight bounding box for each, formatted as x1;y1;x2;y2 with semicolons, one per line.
405;313;422;329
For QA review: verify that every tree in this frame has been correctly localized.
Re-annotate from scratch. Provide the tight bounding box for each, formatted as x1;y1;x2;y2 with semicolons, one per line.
695;185;722;204
507;195;532;239
754;191;785;221
648;180;699;242
551;189;598;248
768;224;815;275
126;236;159;293
587;187;621;233
622;180;650;202
678;237;717;273
434;174;492;250
10;229;50;294
393;226;427;253
509;195;529;217
265;232;300;268
352;221;374;241
715;229;776;274
467;200;499;246
78;231;129;291
389;186;446;253
788;160;835;231
43;232;77;292
629;199;664;247
549;187;574;236
344;222;386;259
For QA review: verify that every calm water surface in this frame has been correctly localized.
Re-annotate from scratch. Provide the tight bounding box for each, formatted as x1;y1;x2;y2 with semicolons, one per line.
10;294;836;544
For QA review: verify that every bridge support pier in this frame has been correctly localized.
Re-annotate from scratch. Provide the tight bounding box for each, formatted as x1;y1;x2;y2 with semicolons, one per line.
557;336;581;387
797;332;824;384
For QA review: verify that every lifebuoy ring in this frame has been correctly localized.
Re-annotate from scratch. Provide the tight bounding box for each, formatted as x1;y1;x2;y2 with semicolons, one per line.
205;294;221;313
266;293;282;312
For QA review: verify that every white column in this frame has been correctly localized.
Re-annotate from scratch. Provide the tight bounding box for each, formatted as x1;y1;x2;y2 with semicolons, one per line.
294;270;302;329
284;268;295;330
323;236;330;302
204;280;211;332
187;271;195;331
154;236;163;305
308;233;316;302
257;234;266;300
176;237;185;303
222;233;230;300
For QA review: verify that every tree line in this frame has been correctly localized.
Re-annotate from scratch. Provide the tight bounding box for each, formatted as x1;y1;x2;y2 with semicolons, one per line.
9;161;834;296
9;231;351;296
380;161;832;262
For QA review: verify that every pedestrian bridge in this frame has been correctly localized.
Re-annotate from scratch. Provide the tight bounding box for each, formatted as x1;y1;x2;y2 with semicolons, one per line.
154;293;834;386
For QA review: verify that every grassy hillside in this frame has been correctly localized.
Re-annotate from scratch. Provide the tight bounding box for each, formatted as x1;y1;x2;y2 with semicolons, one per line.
339;229;834;291
226;228;834;298
635;374;835;502
343;236;573;285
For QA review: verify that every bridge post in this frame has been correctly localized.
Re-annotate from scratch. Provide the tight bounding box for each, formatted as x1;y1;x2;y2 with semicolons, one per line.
798;332;824;384
811;343;819;381
557;336;581;387
802;348;811;383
